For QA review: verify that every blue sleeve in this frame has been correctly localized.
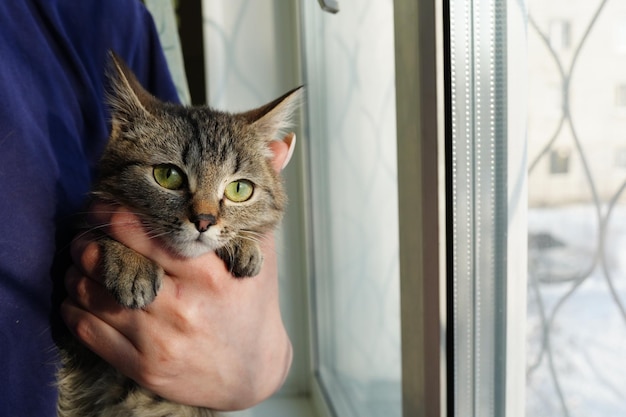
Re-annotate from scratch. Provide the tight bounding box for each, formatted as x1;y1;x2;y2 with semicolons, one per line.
0;1;179;416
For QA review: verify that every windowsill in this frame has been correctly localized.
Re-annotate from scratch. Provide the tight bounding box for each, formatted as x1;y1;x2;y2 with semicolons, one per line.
221;395;320;417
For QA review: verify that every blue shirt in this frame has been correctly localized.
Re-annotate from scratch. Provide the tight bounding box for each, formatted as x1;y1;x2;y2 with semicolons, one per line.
0;1;179;415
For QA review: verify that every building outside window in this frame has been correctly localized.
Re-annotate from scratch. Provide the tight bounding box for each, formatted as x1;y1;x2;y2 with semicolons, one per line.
528;1;626;416
549;148;571;175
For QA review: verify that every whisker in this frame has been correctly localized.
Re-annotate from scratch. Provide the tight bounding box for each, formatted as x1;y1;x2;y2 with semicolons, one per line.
240;230;264;237
73;209;146;217
239;230;281;257
145;230;173;241
68;223;114;242
216;244;235;274
54;224;114;254
238;235;262;245
239;230;265;240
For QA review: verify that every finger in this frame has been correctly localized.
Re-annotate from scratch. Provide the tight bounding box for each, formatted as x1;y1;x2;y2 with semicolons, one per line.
64;265;157;342
61;300;141;375
65;265;124;315
70;232;102;278
85;201;125;227
81;200;163;266
81;202;181;274
85;201;157;250
101;207;178;267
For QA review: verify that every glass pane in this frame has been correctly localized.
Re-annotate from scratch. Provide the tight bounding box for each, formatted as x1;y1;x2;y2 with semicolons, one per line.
301;1;401;416
526;0;626;416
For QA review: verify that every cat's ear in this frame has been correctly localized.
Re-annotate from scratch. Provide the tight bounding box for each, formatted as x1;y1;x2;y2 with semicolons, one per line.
266;132;297;172
243;86;303;141
106;50;159;120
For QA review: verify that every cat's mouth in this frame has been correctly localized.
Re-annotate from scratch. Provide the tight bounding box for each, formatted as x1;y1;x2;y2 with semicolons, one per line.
170;224;226;258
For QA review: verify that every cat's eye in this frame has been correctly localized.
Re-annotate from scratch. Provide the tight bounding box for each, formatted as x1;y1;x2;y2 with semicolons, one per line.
224;180;254;202
153;164;184;190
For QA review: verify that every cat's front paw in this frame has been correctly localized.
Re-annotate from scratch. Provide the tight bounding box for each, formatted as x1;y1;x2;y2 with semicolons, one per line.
100;238;163;308
216;239;264;278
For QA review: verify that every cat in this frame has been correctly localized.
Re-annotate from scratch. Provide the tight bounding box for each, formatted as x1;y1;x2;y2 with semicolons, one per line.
56;51;301;417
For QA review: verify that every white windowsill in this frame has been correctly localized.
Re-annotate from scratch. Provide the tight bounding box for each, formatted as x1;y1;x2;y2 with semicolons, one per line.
222;395;320;417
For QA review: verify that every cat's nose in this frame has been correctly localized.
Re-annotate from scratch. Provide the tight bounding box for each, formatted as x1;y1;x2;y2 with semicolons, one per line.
192;214;216;233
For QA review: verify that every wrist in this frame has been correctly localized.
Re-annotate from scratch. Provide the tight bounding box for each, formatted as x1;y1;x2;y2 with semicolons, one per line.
222;332;293;411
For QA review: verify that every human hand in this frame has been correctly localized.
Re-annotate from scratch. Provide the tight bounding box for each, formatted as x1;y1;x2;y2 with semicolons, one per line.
61;134;296;410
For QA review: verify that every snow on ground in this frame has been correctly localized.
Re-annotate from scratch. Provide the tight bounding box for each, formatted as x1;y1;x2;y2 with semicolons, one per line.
527;205;626;417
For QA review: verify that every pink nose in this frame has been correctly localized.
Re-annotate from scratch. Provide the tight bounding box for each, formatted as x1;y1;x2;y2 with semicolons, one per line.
192;214;216;233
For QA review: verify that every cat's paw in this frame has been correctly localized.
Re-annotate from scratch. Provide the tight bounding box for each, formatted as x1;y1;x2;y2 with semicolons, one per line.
100;238;163;308
216;239;264;278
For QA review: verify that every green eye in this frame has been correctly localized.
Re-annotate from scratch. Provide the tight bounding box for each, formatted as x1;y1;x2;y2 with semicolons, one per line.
224;180;254;202
153;165;184;190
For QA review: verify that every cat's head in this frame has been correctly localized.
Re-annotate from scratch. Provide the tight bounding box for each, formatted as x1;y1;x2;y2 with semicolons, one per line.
94;52;301;258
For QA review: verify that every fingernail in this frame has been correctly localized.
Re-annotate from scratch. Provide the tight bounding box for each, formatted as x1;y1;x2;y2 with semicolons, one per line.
281;133;296;170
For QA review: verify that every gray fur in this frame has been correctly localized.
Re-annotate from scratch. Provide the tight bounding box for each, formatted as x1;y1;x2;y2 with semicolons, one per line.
57;52;301;417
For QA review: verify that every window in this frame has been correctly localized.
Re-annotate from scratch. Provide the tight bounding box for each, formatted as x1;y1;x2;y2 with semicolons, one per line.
527;1;626;416
549;20;571;50
615;84;626;107
614;19;626;54
550;149;570;174
616;148;626;168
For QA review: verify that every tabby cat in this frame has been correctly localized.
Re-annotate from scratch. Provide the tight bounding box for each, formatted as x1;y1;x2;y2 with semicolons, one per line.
56;52;301;417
